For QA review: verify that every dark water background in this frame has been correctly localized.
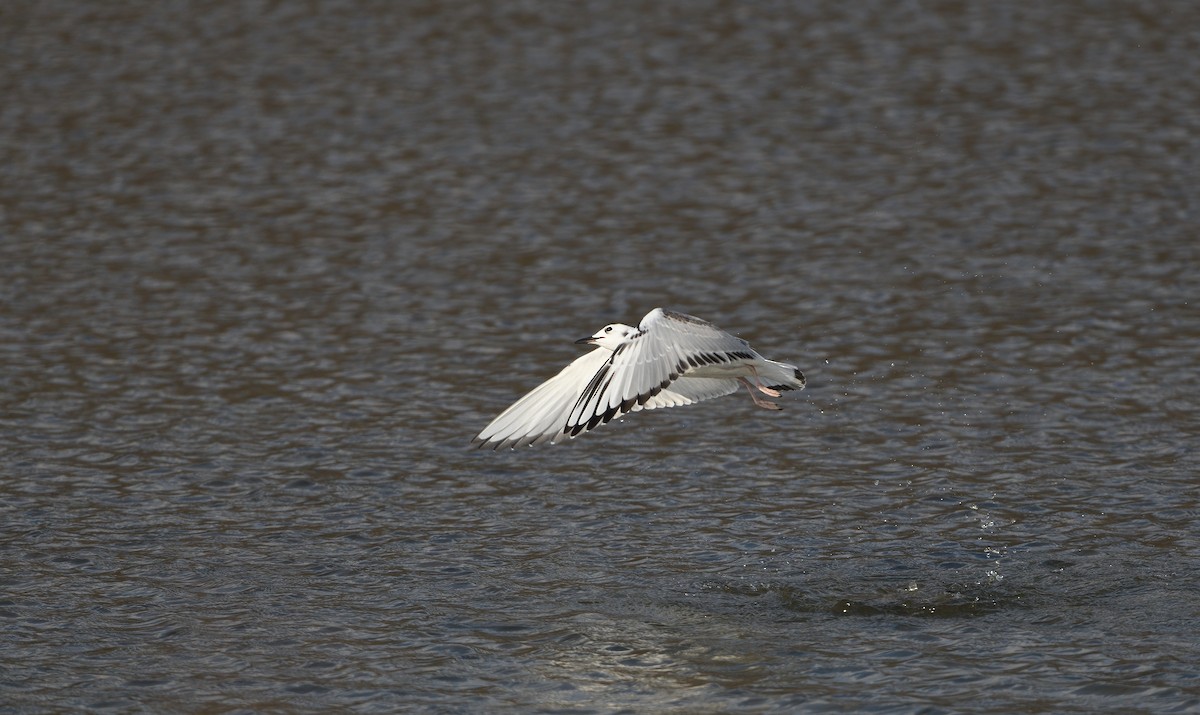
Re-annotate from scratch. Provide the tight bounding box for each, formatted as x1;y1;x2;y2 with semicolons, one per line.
3;1;1199;712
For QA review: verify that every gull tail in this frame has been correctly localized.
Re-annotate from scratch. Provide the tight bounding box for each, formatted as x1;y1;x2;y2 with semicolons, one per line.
758;360;806;392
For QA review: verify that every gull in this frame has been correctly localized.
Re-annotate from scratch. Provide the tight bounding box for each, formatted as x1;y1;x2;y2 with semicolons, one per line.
472;308;806;449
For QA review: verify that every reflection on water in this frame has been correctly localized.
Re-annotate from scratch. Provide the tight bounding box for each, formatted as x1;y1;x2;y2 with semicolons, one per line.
3;1;1199;712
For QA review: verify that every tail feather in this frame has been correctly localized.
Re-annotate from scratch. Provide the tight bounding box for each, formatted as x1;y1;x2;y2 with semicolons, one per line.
760;360;806;391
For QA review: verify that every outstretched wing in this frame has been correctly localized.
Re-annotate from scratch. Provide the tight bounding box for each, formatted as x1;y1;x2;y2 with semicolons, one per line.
471;348;612;450
559;308;759;437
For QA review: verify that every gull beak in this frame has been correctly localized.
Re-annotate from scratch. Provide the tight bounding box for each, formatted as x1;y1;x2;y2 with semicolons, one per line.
575;336;597;345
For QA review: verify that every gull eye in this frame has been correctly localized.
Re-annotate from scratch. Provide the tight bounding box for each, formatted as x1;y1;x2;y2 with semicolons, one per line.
605;326;612;332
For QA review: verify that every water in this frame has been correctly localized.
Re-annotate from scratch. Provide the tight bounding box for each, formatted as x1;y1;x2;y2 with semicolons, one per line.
3;1;1199;712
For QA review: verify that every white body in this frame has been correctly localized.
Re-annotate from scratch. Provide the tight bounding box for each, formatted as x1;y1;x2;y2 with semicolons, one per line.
472;308;806;449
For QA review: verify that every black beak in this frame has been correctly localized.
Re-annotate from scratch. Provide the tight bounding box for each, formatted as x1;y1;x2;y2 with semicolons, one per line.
575;336;596;344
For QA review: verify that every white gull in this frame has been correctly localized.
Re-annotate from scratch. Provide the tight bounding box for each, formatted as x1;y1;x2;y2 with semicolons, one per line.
472;308;806;449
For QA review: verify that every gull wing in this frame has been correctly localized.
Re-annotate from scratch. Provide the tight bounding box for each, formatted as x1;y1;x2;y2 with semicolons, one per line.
471;348;612;449
559;308;758;437
643;308;760;360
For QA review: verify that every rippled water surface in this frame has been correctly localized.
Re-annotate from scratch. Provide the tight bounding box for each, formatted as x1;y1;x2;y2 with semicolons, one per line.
3;1;1199;712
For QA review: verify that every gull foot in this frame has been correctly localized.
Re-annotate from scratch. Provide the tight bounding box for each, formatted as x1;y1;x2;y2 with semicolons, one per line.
739;378;783;410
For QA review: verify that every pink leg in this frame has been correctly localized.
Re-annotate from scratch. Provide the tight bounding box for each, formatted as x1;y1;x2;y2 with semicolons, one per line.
739;377;782;410
748;366;782;397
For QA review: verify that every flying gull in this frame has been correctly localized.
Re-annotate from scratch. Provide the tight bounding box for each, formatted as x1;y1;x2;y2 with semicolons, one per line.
472;308;806;449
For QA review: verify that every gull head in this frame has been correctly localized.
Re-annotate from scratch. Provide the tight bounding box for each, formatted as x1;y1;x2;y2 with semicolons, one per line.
575;323;638;350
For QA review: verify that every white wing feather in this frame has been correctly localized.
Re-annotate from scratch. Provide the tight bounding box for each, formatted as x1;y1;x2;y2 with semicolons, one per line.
471;349;611;449
639;377;741;411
